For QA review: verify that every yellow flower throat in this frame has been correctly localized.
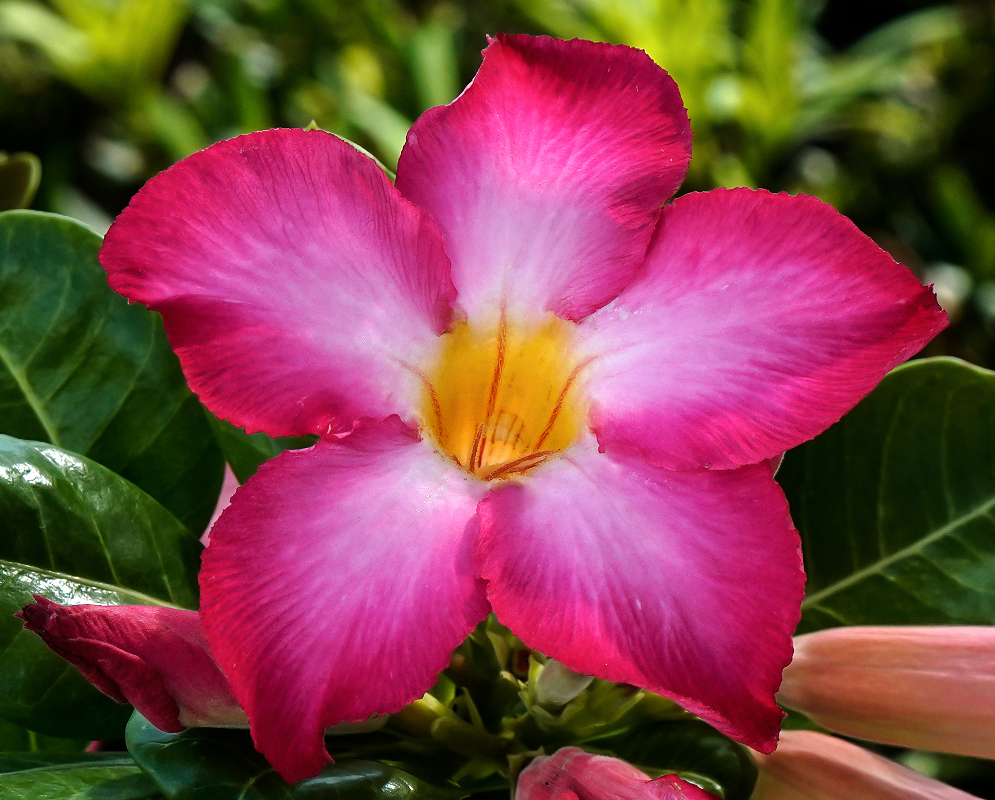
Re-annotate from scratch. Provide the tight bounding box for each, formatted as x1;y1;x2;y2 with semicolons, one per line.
420;316;585;481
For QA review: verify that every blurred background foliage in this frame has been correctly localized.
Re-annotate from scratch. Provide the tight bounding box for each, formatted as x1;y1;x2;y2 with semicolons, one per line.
2;0;995;795
0;0;993;365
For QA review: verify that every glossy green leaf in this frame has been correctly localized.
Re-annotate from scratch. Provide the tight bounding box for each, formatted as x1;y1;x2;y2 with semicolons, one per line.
590;720;757;800
0;753;121;775
0;210;224;534
209;416;315;484
0;759;161;800
778;357;995;632
0;435;201;738
0;154;41;212
126;713;463;800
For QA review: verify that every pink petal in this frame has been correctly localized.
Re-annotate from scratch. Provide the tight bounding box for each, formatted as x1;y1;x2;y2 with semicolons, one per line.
476;436;804;752
779;626;995;759
17;598;246;732
199;417;489;782
100;129;455;438
752;731;980;800
203;465;239;546
517;747;717;800
577;188;947;471
647;776;720;800
395;34;691;324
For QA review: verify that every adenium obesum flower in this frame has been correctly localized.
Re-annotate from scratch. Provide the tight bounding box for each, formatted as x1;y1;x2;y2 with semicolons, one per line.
518;747;717;800
17;597;246;731
778;626;995;759
752;730;979;800
94;34;944;781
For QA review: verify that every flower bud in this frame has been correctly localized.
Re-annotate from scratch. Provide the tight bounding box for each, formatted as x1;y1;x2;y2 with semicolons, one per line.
535;660;594;707
17;597;247;732
517;747;716;800
779;626;995;758
752;730;979;799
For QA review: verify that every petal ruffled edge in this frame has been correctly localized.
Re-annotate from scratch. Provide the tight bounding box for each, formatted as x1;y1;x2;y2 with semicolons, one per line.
396;34;691;324
200;417;490;781
578;188;947;470
476;437;803;752
101;128;456;438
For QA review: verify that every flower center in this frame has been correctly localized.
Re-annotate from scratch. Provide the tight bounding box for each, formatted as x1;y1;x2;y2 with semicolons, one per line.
421;315;585;480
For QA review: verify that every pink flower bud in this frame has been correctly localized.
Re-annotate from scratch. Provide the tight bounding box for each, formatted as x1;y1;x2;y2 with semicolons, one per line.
517;747;717;800
753;730;979;799
779;626;995;758
17;597;247;732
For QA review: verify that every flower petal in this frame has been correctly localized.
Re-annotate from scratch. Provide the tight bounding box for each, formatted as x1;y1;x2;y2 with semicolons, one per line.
395;34;691;324
17;599;245;732
752;731;980;800
101;129;455;437
779;626;995;759
476;437;803;752
578;188;947;470
518;747;717;800
199;417;489;782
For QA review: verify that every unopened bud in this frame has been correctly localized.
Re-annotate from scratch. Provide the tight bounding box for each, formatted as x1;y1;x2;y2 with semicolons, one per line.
535;660;594;707
779;626;995;759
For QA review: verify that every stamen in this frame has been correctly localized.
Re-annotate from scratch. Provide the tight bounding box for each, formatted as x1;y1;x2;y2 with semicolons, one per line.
533;360;588;451
419;315;584;481
468;424;485;472
479;450;558;481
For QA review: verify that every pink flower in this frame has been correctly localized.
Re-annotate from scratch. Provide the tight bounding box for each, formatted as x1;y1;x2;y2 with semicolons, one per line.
778;626;995;759
17;597;246;731
752;730;979;800
98;34;945;781
517;747;717;800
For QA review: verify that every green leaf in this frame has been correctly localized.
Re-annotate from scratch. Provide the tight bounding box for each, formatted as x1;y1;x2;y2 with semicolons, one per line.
0;717;87;755
778;357;995;632
0;154;41;212
126;713;463;800
209;416;315;484
589;720;757;800
0;752;132;775
0;759;162;799
0;435;202;738
0;210;224;534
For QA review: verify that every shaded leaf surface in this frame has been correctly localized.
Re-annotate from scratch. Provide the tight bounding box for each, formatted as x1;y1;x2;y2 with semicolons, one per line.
126;714;464;800
209;416;315;484
778;357;995;632
0;717;87;756
0;752;124;775
591;719;757;800
0;436;201;738
0;154;41;212
0;210;223;533
0;759;162;800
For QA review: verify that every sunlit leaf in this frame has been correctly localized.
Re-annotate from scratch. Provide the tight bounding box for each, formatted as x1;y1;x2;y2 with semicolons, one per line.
0;758;161;800
0;210;224;534
778;357;995;632
0;435;201;738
